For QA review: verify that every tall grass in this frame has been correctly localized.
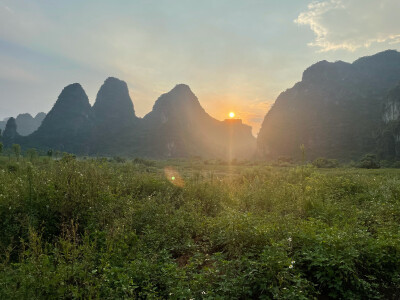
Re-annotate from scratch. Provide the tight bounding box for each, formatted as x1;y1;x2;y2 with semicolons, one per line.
0;156;399;299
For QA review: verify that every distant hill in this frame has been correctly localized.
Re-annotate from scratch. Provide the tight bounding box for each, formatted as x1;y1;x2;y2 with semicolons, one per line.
139;84;255;158
378;83;400;159
0;112;45;136
27;83;93;153
0;118;9;132
6;50;400;161
2;117;20;146
89;77;139;155
257;50;400;160
2;78;256;159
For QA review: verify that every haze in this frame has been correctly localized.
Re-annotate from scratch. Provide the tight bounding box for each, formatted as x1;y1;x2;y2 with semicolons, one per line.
1;0;399;135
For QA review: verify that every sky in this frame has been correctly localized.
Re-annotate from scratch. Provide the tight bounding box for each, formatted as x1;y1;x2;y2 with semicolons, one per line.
0;0;399;135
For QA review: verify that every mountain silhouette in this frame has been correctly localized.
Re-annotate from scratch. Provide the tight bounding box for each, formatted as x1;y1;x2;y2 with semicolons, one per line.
257;50;400;160
27;83;92;153
379;82;400;159
2;117;20;147
89;77;139;154
3;80;256;159
93;77;137;127
140;84;255;158
0;112;46;136
5;50;400;161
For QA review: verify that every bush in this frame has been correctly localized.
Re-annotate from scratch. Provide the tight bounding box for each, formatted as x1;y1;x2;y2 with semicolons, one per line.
113;156;126;163
278;156;293;164
6;163;19;173
358;154;380;169
0;159;399;298
133;157;155;166
312;157;339;168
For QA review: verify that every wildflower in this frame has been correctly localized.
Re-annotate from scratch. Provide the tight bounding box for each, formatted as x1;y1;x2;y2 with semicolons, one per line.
288;237;292;242
201;291;207;294
289;264;293;269
291;260;295;264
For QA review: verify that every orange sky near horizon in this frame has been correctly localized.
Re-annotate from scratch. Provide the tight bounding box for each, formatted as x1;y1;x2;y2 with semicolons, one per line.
129;89;273;136
1;0;400;134
202;96;272;136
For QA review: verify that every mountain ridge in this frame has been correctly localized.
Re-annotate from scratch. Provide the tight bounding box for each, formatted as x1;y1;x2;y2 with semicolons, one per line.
257;49;400;160
5;50;400;160
0;112;46;136
2;79;256;159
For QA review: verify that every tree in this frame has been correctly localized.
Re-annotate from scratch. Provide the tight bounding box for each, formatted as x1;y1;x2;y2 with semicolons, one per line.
12;144;21;161
0;142;3;155
26;148;38;162
359;154;380;169
312;157;339;168
300;144;306;164
47;149;53;158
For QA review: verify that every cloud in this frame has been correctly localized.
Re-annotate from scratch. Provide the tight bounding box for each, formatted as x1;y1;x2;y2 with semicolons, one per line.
295;0;400;52
0;1;311;128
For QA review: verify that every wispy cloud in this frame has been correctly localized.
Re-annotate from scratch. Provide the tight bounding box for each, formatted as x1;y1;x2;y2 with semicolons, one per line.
295;0;400;52
4;5;13;14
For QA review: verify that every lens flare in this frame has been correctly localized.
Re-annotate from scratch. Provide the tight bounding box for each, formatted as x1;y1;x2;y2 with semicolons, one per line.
229;112;235;118
164;166;184;187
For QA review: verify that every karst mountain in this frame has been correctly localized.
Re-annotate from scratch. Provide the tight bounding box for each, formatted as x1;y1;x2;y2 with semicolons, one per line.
4;50;400;160
257;50;400;160
2;78;256;159
0;112;45;136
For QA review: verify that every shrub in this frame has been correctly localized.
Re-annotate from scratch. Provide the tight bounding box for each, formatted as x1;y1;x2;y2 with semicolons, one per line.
312;157;339;168
113;156;126;163
133;157;155;166
358;154;380;169
0;159;399;298
278;156;293;164
6;163;19;173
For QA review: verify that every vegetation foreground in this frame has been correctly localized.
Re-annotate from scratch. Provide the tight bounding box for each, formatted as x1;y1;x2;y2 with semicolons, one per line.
0;156;399;299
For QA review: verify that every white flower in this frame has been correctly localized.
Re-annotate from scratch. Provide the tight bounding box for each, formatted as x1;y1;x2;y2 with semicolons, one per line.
288;237;292;242
291;260;295;264
289;264;293;269
201;291;207;294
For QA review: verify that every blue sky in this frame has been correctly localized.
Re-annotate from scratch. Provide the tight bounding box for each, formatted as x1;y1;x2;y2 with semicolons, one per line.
1;0;399;134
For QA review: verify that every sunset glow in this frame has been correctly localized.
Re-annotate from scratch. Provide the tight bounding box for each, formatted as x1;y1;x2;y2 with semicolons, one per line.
229;112;235;118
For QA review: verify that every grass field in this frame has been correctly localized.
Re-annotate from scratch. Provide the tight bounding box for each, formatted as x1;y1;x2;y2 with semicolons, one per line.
0;155;399;299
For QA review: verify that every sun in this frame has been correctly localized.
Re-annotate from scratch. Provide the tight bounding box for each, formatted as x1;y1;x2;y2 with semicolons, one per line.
229;112;235;118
